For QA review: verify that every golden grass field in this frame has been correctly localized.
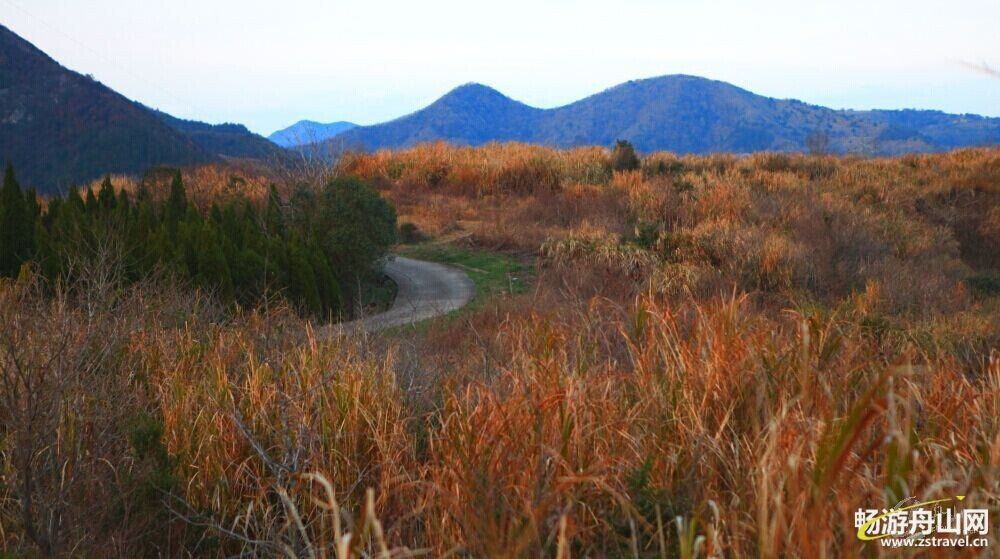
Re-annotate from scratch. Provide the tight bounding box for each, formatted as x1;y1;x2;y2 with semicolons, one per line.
2;144;998;557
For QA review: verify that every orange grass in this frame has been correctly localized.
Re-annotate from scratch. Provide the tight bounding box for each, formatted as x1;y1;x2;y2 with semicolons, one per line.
1;145;997;557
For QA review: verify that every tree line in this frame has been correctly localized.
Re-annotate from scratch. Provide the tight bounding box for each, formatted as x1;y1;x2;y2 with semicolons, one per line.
0;164;397;319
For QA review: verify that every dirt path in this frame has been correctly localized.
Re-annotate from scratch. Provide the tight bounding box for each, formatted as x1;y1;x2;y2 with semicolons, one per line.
331;256;475;334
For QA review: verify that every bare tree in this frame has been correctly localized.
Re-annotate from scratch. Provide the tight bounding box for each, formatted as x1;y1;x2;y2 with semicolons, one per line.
0;240;145;555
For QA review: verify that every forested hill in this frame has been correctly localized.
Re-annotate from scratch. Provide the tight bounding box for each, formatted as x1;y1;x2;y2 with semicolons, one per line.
319;76;1000;155
0;25;284;194
0;24;210;193
154;110;285;160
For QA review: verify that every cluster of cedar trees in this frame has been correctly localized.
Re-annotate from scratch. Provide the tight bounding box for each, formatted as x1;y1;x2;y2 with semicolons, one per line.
0;164;397;318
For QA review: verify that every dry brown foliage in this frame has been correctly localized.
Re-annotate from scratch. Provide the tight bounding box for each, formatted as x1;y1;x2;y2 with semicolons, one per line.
2;145;998;557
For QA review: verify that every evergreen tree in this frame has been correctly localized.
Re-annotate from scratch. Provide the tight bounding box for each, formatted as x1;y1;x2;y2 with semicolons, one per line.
85;188;99;214
42;197;61;228
0;164;34;277
231;246;266;304
209;203;224;226
194;224;234;302
308;243;342;316
98;175;117;211
310;176;397;281
23;187;39;256
24;188;40;221
286;239;322;316
66;187;86;212
135;180;151;203
33;222;61;281
265;184;284;236
165;171;188;226
117;189;132;214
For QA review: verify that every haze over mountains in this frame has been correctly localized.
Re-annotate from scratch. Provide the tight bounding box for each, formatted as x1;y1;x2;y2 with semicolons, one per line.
1;22;997;194
316;78;1000;155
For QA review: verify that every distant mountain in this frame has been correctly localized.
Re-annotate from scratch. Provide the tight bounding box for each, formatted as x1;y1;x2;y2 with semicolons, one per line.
0;25;283;193
334;84;541;149
319;76;999;155
269;120;357;147
155;110;284;160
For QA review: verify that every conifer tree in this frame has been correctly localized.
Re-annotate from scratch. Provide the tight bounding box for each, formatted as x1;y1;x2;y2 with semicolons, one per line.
66;187;86;212
232;246;265;303
209;203;224;225
195;224;235;302
265;184;284;236
85;188;99;214
98;175;117;211
24;188;40;221
135;180;151;203
42;197;61;228
308;243;341;316
117;189;132;214
286;239;322;315
23;187;39;255
165;171;188;226
0;164;33;277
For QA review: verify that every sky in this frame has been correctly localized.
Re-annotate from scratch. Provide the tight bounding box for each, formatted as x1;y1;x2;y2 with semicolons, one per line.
2;0;997;136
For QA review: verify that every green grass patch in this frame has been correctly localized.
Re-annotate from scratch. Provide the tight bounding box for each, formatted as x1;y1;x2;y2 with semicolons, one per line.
396;242;529;300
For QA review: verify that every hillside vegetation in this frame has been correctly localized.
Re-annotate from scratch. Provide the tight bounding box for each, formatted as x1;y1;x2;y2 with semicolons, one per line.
0;145;997;557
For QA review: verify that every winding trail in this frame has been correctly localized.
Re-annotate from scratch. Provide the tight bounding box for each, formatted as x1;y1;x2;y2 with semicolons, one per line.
330;256;476;334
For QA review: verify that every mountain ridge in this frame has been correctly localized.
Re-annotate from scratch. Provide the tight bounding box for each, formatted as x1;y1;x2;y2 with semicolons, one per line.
268;120;357;147
317;75;999;155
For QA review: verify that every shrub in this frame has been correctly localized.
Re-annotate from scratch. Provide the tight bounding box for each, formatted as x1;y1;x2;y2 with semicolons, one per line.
398;221;425;244
610;139;640;172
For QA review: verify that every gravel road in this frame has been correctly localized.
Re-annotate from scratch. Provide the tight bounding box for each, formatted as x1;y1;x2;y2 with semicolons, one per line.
331;256;475;333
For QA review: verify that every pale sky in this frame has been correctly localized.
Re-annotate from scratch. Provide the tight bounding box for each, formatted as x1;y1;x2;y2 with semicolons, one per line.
2;0;997;135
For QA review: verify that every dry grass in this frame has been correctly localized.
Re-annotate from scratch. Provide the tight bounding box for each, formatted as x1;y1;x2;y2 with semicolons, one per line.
2;145;998;557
